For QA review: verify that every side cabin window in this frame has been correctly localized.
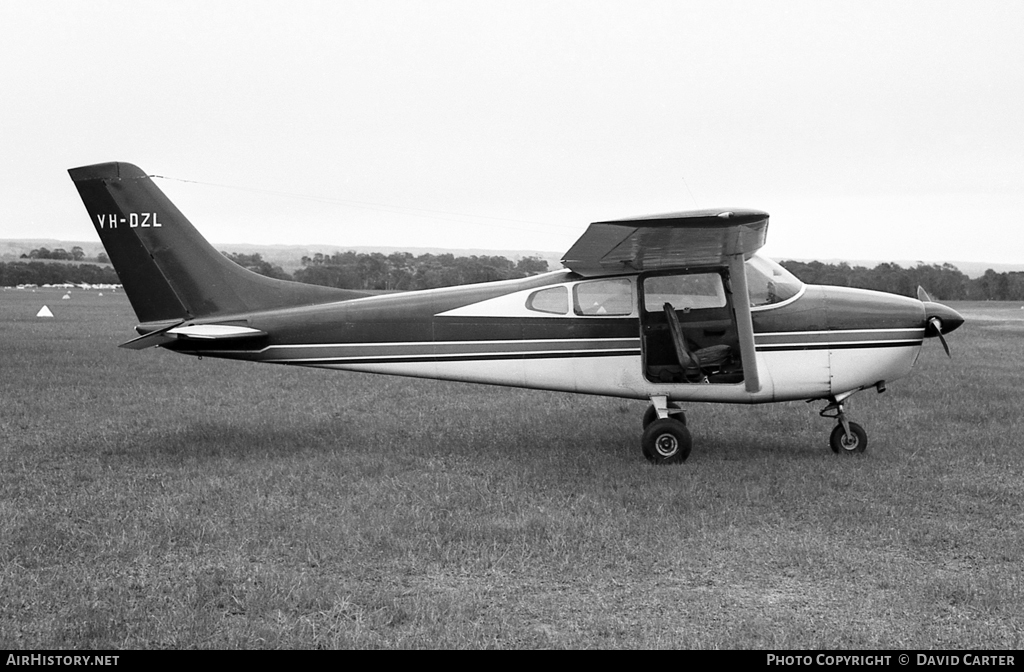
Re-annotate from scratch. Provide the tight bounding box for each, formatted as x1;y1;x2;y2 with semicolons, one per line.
643;273;726;313
526;286;569;315
574;278;633;316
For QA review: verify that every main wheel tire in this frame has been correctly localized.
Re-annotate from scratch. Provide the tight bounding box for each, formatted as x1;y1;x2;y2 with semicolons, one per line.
830;422;867;454
642;404;686;430
641;418;692;464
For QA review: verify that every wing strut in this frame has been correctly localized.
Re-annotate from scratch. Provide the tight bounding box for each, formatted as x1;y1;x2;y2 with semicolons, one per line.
727;254;760;394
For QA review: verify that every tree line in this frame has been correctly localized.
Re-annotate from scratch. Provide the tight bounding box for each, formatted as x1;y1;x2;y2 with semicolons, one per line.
19;246;109;263
778;260;1024;301
1;251;549;290
231;252;1024;299
292;251;550;291
5;250;1024;300
0;261;119;286
211;251;551;291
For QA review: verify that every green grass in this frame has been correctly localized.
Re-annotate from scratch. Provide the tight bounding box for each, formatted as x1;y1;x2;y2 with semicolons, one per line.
2;289;1023;648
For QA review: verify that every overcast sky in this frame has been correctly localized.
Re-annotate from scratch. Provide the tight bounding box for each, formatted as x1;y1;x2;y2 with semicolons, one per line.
2;0;1022;263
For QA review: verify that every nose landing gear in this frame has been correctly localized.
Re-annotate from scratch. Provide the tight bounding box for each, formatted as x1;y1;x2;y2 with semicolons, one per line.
820;395;868;454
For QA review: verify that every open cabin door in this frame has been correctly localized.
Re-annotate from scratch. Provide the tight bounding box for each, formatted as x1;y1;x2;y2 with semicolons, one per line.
560;208;768;393
639;268;746;384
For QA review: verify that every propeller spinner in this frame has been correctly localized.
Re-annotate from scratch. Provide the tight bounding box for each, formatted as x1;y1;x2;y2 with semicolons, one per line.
917;286;964;357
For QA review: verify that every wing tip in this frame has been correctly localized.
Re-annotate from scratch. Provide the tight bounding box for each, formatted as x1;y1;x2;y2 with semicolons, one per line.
593;208;769;227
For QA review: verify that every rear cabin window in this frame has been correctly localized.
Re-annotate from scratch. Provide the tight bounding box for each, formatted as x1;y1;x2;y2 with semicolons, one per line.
643;273;726;312
526;286;568;315
574;278;633;316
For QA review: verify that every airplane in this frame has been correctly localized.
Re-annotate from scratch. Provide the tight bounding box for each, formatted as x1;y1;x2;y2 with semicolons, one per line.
68;161;964;464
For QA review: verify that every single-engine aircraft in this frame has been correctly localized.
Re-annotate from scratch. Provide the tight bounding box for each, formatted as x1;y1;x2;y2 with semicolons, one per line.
69;162;964;463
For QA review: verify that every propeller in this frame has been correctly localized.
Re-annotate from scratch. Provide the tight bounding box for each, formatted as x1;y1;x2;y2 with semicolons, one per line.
929;317;951;357
917;286;962;358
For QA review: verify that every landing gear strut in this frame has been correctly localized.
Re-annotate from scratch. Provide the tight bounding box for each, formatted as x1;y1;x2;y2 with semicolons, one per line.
820;395;868;454
641;396;691;464
642;402;686;429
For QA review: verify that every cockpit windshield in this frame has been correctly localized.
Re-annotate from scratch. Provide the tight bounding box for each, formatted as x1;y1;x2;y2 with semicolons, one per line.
745;254;803;308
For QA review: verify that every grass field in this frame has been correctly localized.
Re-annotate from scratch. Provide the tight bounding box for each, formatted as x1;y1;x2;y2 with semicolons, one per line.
2;288;1023;649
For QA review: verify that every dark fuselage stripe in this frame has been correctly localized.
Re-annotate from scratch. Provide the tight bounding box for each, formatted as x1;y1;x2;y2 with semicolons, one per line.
253;339;922;363
249;337;639;356
754;329;925;346
756;340;923;352
198;333;926;360
281;349;642;365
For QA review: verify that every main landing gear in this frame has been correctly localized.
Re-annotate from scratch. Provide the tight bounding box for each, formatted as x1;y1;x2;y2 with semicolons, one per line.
641;396;691;464
640;392;873;463
819;394;868;454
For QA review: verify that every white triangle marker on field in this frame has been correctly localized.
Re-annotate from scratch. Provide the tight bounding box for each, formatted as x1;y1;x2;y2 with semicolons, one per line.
37;305;54;317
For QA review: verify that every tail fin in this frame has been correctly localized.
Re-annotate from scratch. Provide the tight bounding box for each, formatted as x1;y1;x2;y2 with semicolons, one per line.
68;162;363;323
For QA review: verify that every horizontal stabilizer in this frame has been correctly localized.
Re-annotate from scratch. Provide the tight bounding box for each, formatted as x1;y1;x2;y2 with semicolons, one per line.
119;321;183;349
166;324;267;340
119;322;266;349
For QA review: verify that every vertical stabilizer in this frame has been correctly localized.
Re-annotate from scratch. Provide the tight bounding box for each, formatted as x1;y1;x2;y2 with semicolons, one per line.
68;162;361;323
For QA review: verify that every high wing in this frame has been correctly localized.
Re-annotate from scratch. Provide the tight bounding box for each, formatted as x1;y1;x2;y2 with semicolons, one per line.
561;208;768;276
562;208;769;394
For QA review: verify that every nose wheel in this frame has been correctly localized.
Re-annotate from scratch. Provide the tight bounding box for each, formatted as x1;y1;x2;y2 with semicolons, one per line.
829;422;867;453
820;397;868;454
